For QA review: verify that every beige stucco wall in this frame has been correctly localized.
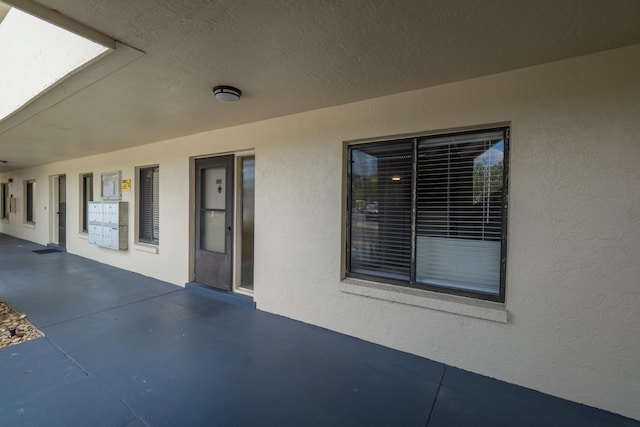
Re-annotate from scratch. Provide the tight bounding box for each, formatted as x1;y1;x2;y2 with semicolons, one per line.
2;44;639;419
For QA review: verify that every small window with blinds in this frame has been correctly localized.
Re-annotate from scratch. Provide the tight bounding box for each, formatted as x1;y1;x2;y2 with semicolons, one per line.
347;127;508;302
80;173;93;233
25;179;36;224
139;166;159;244
1;182;9;220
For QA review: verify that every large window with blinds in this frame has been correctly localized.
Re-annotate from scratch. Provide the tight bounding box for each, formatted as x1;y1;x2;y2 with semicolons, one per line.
139;166;159;244
347;127;509;302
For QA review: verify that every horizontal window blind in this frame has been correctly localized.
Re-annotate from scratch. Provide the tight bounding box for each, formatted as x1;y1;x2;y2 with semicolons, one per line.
152;168;159;242
26;181;34;223
1;182;8;219
82;174;93;233
349;141;412;281
416;130;505;295
140;167;159;244
347;127;508;302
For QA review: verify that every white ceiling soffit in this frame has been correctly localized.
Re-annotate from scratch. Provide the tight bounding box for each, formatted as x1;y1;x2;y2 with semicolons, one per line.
0;41;143;133
0;0;138;127
0;8;112;121
0;0;143;171
0;0;639;172
3;0;114;48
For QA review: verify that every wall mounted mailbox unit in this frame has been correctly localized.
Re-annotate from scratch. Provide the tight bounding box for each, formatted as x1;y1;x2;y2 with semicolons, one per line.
88;201;128;250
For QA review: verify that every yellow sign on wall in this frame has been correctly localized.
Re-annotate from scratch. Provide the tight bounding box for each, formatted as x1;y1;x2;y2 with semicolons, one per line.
121;179;131;192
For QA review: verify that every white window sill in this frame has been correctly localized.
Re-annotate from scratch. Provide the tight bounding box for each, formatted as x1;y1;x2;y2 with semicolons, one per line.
23;223;36;229
133;243;159;254
340;278;508;323
78;233;88;240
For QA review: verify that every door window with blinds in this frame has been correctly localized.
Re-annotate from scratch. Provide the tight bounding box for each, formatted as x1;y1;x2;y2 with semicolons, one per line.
347;127;508;302
139;166;159;244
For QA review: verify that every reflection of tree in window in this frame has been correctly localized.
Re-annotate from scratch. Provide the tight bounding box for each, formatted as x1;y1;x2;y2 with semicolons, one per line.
473;140;504;240
473;140;504;204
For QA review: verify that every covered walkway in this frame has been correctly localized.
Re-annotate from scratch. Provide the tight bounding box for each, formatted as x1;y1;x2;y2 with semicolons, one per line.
0;233;636;426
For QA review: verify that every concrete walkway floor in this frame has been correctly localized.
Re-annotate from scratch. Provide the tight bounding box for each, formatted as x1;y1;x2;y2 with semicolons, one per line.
0;233;637;427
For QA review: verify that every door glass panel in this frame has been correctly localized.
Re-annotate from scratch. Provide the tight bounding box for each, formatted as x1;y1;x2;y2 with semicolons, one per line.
203;167;226;210
240;157;255;290
59;175;66;204
58;175;66;245
200;210;226;252
200;167;226;252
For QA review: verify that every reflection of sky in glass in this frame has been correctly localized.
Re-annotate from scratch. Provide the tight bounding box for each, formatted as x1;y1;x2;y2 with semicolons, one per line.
474;140;504;167
352;149;378;176
243;158;255;181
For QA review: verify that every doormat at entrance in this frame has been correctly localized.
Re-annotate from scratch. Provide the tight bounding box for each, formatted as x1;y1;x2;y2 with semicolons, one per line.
32;249;60;254
0;299;44;349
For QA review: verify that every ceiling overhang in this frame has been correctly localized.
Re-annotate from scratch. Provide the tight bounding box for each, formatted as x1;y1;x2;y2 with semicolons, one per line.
0;0;639;172
3;0;114;48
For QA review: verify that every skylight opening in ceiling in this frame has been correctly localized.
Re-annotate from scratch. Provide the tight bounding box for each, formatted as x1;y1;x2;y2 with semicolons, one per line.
0;3;111;122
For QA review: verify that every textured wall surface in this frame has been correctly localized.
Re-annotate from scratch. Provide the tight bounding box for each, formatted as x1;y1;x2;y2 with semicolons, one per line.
1;44;639;419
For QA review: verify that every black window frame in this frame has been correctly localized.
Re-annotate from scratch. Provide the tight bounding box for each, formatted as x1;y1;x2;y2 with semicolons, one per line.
138;165;159;245
1;182;8;220
346;127;509;303
80;173;93;233
25;179;35;224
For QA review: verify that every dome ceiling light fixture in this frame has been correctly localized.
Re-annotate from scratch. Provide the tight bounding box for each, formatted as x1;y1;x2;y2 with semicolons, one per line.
213;85;241;102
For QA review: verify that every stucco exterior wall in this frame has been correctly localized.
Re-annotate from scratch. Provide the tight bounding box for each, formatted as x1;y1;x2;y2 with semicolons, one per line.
2;44;639;419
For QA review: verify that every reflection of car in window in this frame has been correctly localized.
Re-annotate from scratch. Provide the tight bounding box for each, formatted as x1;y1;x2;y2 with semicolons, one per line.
364;202;378;220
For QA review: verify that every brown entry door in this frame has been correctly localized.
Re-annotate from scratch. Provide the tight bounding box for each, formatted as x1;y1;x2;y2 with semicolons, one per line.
195;155;234;290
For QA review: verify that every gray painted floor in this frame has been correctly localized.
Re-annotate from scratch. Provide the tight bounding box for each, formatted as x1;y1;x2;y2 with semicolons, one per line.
0;233;637;426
